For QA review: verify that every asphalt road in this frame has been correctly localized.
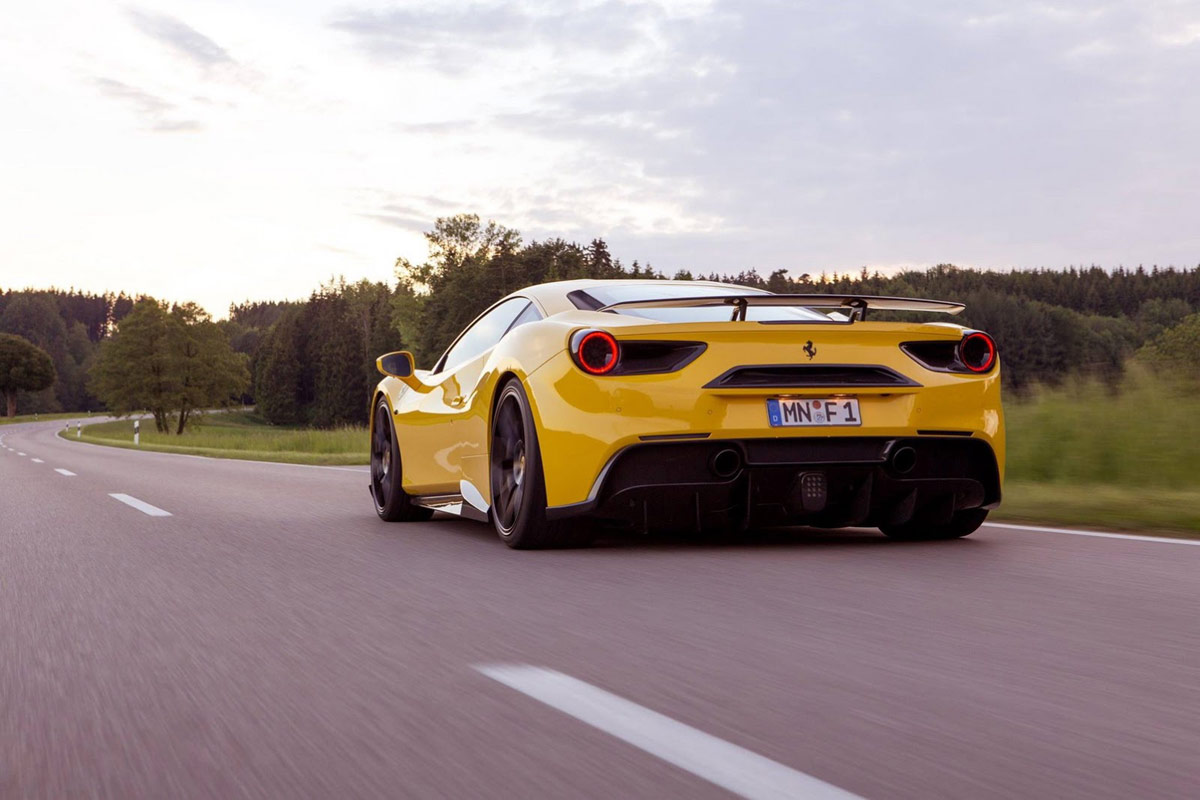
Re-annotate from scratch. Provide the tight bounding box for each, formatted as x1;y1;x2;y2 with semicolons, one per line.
2;419;1198;799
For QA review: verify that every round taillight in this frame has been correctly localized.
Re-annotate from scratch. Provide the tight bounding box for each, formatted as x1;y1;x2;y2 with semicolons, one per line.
959;332;996;373
575;330;619;375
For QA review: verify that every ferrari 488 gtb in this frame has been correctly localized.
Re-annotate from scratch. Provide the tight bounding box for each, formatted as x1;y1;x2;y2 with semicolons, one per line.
369;280;1004;548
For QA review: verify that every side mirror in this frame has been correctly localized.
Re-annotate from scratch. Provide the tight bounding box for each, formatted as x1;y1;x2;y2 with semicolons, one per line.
377;351;415;378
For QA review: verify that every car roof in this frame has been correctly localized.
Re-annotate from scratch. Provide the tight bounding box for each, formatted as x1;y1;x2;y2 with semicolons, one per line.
516;279;768;316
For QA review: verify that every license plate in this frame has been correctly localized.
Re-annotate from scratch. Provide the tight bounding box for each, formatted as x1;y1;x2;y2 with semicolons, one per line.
767;397;862;427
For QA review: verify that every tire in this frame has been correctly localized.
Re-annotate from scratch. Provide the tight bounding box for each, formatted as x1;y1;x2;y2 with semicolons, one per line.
371;398;433;523
489;380;588;549
879;508;988;541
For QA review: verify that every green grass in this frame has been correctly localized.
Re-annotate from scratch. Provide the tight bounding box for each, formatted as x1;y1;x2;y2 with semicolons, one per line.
1004;367;1200;489
997;366;1200;534
64;411;368;466
1;411;97;426
996;481;1200;538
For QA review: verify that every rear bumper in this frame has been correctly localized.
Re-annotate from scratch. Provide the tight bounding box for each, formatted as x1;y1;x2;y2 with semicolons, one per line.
525;346;1004;509
545;436;1001;531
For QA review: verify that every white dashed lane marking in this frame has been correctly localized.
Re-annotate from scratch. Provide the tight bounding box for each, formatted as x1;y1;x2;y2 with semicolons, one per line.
54;469;76;476
31;458;43;463
109;494;172;517
476;664;862;800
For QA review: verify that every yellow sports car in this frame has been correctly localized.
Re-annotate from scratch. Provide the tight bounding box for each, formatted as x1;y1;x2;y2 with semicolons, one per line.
369;279;1004;548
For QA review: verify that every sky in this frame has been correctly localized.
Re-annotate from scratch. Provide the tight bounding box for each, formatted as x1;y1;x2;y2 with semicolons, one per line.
2;0;1199;317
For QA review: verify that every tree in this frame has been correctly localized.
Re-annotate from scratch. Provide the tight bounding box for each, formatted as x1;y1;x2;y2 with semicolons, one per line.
0;334;56;417
392;215;660;366
1138;313;1200;379
168;303;251;434
0;293;69;413
307;288;368;428
89;299;249;433
254;307;306;425
90;300;178;432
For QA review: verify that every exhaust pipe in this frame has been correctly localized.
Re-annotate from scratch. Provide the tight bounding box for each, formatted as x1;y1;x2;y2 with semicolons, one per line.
890;445;918;475
709;448;742;479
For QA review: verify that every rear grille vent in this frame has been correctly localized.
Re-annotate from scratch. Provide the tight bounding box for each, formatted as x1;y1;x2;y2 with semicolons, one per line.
704;364;920;389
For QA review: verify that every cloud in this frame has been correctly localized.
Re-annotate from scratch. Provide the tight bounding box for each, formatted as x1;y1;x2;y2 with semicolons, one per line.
150;118;204;133
330;1;656;73
355;191;464;233
1158;22;1200;47
126;8;234;67
439;0;1200;272
336;0;729;240
360;211;429;232
93;77;172;116
92;77;203;132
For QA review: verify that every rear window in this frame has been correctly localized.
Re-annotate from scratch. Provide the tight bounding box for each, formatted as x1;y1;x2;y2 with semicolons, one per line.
569;284;831;323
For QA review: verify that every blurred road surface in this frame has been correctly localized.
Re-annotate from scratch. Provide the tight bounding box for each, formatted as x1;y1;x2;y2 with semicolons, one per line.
2;419;1198;799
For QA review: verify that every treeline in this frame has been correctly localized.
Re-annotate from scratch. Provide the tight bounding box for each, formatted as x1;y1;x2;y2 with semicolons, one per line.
235;214;1200;426
8;214;1200;424
0;289;135;413
384;215;1200;391
702;265;1194;389
251;281;401;428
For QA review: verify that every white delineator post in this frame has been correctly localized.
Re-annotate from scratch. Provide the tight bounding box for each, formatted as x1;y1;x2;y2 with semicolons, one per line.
76;421;81;438
134;419;140;446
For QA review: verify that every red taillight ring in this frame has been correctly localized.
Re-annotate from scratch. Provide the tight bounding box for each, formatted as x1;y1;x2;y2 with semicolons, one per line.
576;330;619;375
960;332;996;373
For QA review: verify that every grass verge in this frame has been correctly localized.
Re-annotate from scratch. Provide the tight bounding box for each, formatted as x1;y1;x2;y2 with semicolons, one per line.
994;481;1200;538
63;411;368;466
1001;366;1200;535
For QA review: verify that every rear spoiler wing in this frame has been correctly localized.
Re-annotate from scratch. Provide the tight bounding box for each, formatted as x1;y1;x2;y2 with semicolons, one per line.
598;294;965;322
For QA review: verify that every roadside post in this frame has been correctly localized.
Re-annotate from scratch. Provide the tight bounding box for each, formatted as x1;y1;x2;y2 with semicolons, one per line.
76;421;81;438
134;420;140;446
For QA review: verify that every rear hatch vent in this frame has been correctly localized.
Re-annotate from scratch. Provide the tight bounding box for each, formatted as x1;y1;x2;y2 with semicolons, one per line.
704;364;920;389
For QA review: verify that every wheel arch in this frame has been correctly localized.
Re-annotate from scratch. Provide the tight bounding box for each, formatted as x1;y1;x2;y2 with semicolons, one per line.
486;369;548;501
487;368;550;444
489;370;521;415
370;384;411;485
369;387;391;440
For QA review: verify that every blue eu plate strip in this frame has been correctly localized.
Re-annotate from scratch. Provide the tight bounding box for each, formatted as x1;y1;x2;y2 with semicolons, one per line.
766;398;782;427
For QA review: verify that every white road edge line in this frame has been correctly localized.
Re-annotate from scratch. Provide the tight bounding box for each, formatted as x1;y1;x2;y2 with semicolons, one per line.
475;664;862;800
109;493;172;517
985;522;1200;546
54;468;76;476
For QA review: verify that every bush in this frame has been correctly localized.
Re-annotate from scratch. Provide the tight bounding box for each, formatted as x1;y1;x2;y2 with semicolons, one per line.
1005;365;1200;489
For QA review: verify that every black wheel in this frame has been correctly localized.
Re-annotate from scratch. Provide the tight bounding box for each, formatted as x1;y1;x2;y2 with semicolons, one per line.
371;398;433;522
489;380;588;549
880;508;988;541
